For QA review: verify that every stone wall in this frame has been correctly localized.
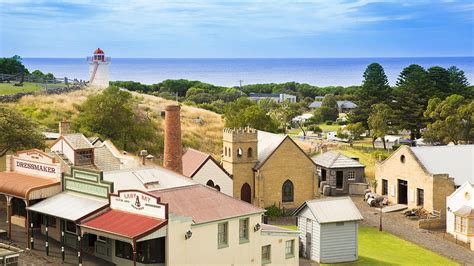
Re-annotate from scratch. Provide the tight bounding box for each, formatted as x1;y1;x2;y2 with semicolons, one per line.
0;85;83;103
418;218;445;229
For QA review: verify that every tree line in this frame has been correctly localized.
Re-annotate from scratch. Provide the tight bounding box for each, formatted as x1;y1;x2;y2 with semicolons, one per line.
0;56;56;80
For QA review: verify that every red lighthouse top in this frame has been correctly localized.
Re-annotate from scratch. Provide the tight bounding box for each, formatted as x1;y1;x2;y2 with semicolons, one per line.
94;48;104;55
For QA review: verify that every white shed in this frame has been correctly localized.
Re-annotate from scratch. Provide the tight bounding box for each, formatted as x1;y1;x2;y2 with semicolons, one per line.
293;197;363;264
446;181;474;250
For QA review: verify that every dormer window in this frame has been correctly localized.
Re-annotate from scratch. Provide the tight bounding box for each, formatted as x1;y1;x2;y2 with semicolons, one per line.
76;149;93;165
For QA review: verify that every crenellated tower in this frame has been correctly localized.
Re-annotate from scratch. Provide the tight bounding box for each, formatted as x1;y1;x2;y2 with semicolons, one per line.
222;127;258;203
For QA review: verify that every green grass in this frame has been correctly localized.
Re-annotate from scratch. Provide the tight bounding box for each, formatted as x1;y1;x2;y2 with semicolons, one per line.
325;226;457;266
0;82;43;95
317;123;341;131
273;225;457;266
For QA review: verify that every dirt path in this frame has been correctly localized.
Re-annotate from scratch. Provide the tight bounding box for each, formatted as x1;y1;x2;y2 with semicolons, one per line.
352;196;474;266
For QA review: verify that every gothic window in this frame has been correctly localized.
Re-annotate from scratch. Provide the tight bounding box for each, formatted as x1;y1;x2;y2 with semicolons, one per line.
237;148;243;158
247;147;253;158
282;180;294;203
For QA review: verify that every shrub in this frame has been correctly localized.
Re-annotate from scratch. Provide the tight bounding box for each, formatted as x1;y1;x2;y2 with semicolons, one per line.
265;204;282;217
325;121;333;125
308;124;322;133
372;151;388;161
337;120;348;125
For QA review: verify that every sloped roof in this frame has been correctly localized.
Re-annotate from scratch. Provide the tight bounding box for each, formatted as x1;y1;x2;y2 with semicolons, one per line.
28;192;108;221
150;185;264;224
410;145;473;185
312;151;365;168
0;172;60;199
294;197;363;224
256;131;286;169
249;93;280;98
103;166;196;191
182;148;210;177
337;100;357;109
309;101;322;108
81;209;166;239
63;134;94;150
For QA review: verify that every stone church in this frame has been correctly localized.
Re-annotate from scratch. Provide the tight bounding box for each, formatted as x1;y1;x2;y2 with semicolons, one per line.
222;127;318;210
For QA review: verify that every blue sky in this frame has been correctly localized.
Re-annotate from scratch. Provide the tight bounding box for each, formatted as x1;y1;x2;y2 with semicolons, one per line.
0;0;473;58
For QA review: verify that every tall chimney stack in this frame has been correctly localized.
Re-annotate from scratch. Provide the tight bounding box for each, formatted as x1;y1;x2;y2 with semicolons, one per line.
59;118;70;135
163;105;183;174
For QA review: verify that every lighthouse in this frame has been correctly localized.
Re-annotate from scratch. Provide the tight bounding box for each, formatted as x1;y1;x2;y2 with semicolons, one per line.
87;48;110;88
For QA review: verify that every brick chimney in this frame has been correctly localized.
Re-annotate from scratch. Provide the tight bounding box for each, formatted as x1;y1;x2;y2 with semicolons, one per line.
59;118;70;135
163;105;183;174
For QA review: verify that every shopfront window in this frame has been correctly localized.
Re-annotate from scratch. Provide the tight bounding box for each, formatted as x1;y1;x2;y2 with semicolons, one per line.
115;238;165;263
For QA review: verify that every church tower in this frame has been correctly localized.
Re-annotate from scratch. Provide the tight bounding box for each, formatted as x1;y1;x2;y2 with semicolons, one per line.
87;48;110;88
222;127;258;203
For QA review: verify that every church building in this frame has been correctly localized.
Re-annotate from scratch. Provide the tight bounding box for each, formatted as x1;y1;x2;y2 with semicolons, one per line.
222;128;318;210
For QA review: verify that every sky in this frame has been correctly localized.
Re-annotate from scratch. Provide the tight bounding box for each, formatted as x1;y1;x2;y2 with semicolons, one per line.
0;0;473;58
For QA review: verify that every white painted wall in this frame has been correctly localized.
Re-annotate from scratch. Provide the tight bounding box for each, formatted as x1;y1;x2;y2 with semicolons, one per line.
320;222;358;263
51;139;75;164
297;207;321;262
447;182;474;245
192;159;233;196
89;62;109;88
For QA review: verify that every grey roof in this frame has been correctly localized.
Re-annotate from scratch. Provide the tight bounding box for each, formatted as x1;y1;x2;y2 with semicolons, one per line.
309;101;357;109
42;132;60;140
103;166;196;191
410;145;474;186
28;192;108;221
309;101;322;108
337;100;357;109
256;131;286;168
63;134;94;150
312;151;365;168
294;197;363;224
94;145;122;171
249;93;280;98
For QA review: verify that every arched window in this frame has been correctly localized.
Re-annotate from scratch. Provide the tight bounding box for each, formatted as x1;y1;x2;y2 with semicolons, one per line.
241;183;252;203
237;148;243;158
282;180;294;203
224;147;228;157
247;147;253;158
206;180;215;187
400;155;406;163
215;185;221;192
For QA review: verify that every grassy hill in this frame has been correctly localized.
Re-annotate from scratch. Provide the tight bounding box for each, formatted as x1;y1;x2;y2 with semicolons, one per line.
0;82;44;95
4;87;224;158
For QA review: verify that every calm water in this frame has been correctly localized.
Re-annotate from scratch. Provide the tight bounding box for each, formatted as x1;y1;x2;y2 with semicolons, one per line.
22;57;473;87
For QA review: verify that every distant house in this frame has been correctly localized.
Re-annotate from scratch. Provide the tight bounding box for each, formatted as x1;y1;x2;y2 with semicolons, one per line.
292;113;314;124
376;145;473;219
249;93;296;103
447;181;474;250
309;100;357;113
182;148;233;196
294;197;363;264
374;135;412;149
312;151;366;195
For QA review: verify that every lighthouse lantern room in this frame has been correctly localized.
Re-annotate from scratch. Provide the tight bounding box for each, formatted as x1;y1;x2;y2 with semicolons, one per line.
87;48;110;88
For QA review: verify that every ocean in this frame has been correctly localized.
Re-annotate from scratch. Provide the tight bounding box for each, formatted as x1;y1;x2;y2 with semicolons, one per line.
22;57;474;87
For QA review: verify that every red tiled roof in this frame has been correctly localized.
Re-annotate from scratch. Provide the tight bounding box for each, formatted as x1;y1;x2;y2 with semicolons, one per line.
151;185;263;224
0;172;60;199
182;148;210;177
81;209;166;239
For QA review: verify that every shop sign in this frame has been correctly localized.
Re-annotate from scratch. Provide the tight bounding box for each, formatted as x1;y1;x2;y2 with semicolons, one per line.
13;158;59;179
111;191;166;219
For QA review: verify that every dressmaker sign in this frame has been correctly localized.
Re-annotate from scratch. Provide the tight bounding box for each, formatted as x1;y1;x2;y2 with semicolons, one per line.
110;190;167;219
12;150;61;179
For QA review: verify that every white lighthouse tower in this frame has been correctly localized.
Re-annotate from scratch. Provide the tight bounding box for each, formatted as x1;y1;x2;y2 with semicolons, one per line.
87;48;110;88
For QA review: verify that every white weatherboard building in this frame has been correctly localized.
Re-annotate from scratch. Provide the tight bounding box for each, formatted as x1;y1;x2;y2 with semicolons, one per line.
293;197;363;264
87;48;110;88
447;181;474;250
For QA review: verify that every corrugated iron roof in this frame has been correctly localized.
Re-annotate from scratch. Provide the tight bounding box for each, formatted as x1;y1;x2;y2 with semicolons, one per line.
410;145;474;185
294;197;363;224
81;209;166;239
182;148;210;177
28;192;108;221
150;185;264;224
312;151;365;168
0;172;60;199
256;131;286;168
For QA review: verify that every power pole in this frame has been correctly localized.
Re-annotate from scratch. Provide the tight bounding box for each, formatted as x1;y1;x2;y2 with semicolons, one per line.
238;80;244;95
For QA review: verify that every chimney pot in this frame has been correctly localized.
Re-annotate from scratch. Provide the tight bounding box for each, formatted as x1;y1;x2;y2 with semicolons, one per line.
163;104;183;174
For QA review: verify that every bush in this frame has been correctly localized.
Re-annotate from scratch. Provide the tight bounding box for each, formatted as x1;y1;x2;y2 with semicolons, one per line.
265;205;282;217
325;121;333;125
308;124;322;133
372;151;388;161
391;144;401;150
337;120;348;125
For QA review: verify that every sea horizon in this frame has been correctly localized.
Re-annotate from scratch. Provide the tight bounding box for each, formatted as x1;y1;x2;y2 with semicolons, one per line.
21;56;474;87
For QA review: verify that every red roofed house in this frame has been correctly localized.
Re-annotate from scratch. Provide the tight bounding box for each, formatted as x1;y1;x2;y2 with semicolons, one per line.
182;148;233;196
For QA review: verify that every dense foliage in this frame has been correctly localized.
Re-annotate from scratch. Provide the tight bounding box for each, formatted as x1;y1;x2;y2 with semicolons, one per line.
0;105;46;156
72;87;163;153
